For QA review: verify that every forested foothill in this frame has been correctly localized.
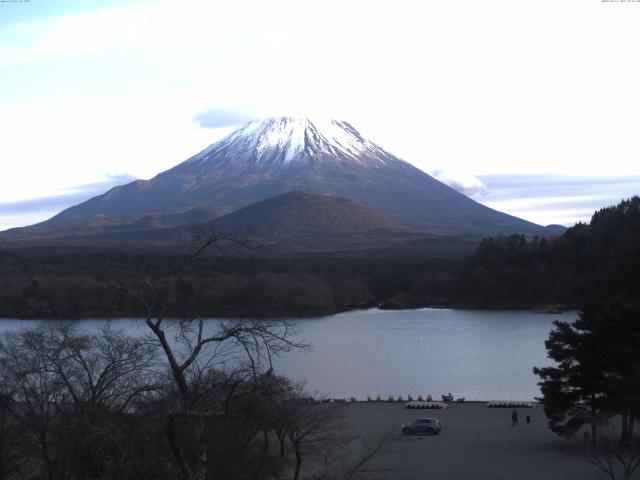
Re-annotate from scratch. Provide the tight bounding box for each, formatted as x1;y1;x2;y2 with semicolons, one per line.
461;196;640;309
1;197;640;319
532;197;640;479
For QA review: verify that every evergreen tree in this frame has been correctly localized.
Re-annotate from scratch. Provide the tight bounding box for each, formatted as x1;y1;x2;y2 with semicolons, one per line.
534;301;640;444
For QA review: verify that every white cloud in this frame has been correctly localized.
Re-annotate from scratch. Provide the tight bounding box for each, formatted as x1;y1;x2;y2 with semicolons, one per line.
0;92;231;204
0;1;278;70
1;0;639;230
473;175;640;226
0;173;137;231
431;170;488;196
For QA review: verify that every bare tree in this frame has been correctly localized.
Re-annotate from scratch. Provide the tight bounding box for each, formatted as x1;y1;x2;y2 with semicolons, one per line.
286;401;345;480
311;428;396;480
0;327;68;480
28;321;158;411
583;426;640;480
0;321;158;480
263;376;300;459
0;393;22;480
117;237;306;480
280;396;396;480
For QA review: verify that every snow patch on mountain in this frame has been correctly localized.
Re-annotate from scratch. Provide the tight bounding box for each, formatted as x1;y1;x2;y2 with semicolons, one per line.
255;117;307;162
186;117;398;168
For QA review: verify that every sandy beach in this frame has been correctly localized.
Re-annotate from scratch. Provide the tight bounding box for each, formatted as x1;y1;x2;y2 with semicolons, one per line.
341;402;604;480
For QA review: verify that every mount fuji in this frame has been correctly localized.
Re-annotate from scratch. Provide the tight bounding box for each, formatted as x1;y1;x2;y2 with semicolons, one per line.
4;117;563;243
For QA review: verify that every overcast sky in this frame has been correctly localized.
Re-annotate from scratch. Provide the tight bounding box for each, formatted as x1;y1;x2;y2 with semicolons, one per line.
1;0;639;230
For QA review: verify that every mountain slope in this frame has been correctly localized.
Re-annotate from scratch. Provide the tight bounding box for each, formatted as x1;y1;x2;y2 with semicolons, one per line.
22;117;558;237
0;205;223;240
209;191;410;238
4;193;472;256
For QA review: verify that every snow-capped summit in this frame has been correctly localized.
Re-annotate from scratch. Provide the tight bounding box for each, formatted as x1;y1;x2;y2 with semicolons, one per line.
186;117;399;168
32;116;560;238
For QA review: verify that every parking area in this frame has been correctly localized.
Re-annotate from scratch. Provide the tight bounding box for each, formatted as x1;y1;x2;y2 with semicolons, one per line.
342;402;605;480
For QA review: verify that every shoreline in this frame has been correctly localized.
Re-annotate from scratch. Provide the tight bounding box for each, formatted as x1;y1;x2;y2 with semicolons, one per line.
0;304;579;321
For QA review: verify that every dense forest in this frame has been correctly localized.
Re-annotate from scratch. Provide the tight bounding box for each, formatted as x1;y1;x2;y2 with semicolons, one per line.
458;196;640;308
530;199;640;472
1;196;638;319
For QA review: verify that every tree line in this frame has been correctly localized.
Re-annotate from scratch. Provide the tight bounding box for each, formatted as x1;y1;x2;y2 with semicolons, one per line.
459;196;640;307
531;197;640;479
3;197;639;318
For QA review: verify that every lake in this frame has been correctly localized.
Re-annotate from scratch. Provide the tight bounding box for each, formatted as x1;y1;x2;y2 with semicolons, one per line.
0;308;576;401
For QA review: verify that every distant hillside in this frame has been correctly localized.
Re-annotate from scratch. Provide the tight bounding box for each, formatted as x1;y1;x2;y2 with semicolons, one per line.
0;206;223;241
0;192;482;256
209;191;410;238
450;196;640;307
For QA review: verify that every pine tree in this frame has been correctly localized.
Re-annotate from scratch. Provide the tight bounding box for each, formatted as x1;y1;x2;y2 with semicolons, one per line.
535;301;640;444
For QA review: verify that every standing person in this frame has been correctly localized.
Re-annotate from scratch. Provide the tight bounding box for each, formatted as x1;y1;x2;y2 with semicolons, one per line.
511;410;519;427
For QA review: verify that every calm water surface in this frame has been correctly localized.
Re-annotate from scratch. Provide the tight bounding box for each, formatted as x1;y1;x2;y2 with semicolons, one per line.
273;308;577;401
0;308;576;401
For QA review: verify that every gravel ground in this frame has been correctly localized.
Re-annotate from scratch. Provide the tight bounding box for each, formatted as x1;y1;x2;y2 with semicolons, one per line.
341;402;605;480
